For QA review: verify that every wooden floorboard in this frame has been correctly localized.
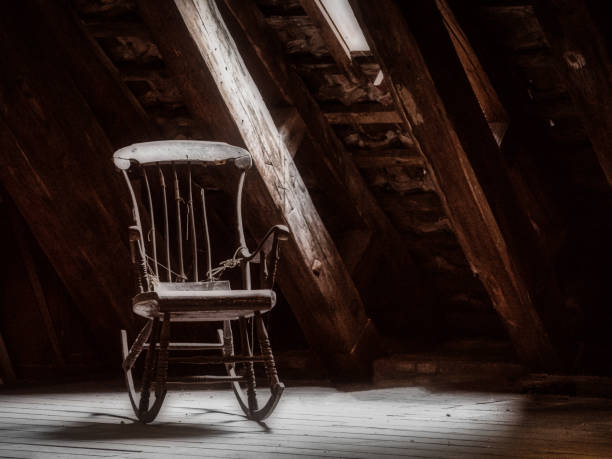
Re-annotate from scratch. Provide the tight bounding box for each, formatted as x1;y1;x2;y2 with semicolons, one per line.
0;382;611;458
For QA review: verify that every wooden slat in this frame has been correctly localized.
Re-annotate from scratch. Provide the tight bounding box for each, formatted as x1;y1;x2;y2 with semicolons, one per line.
350;149;424;168
533;0;612;186
352;0;560;369
270;107;306;158
1;383;612;458
138;0;378;373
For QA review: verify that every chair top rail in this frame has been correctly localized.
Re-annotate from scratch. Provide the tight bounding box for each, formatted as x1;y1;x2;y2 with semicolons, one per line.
113;140;252;170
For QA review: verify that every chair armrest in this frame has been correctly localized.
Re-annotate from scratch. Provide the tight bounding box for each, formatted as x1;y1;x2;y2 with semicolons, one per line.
242;225;290;262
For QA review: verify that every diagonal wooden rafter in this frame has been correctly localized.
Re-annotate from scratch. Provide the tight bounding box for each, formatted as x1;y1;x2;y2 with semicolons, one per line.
222;0;428;331
138;0;380;374
352;0;563;370
0;0;163;354
435;0;509;145
533;0;612;187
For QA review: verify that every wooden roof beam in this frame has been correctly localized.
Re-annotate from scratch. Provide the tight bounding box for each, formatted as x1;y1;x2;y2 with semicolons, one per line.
139;0;380;374
352;0;563;370
435;0;509;145
533;0;612;187
222;0;430;337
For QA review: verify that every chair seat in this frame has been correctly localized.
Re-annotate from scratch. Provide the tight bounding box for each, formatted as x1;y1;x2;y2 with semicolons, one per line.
132;283;276;321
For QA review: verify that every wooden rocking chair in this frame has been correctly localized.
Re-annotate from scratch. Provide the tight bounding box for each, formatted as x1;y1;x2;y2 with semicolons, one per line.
113;141;288;423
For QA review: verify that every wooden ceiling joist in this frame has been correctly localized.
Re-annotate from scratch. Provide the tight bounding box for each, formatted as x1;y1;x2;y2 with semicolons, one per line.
352;0;560;369
533;0;612;187
350;149;424;169
139;0;380;373
321;103;402;125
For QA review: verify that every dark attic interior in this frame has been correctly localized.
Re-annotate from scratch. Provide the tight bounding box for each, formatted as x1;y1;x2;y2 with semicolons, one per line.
2;0;612;457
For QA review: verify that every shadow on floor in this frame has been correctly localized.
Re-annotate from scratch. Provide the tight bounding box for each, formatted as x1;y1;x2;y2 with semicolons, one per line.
39;408;270;441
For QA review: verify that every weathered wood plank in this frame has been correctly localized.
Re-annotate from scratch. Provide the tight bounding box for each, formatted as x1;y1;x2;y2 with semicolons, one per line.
533;0;612;186
350;149;424;168
2;383;612;458
138;0;378;373
321;103;402;124
352;0;560;369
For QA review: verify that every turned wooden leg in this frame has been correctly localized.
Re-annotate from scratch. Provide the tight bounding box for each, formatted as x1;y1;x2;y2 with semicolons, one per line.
155;313;171;398
139;317;161;416
255;312;280;387
240;316;258;412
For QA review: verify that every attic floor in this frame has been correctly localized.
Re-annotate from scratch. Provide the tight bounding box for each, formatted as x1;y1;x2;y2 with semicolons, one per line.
0;381;611;458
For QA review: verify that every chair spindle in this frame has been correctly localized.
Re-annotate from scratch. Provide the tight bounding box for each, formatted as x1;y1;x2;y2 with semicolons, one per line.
188;166;198;281
200;187;213;281
142;169;158;279
173;166;185;281
237;171;251;289
159;167;172;282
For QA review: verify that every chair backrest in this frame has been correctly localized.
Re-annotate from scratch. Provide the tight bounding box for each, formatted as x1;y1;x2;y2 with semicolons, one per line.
113;141;252;291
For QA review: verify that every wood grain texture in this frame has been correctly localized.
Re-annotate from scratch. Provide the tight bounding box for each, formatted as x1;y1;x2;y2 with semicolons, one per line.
0;382;612;457
533;0;612;187
352;0;559;370
224;0;430;338
138;0;378;373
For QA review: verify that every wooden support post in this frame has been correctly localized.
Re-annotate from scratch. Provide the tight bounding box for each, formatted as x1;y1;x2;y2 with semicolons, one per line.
533;0;612;187
352;0;562;369
139;0;380;373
